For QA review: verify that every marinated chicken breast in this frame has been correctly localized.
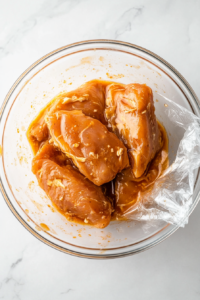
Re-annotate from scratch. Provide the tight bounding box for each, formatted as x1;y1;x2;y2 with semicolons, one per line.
105;83;162;178
115;122;168;216
32;144;112;228
27;80;110;154
45;110;129;186
32;142;72;169
27;79;169;228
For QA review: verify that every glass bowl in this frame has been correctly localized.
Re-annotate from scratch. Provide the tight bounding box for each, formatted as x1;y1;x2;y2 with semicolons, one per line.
0;40;200;259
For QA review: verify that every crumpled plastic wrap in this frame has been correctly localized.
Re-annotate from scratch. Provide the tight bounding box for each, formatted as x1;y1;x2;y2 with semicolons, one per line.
124;96;200;227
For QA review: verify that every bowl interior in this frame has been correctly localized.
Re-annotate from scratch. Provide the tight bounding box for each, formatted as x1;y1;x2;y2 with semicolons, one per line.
1;42;199;257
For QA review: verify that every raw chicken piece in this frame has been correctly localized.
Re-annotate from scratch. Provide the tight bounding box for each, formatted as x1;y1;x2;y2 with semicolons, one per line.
105;83;162;178
32;142;72;170
115;123;168;216
27;80;110;154
45;110;129;186
32;144;112;228
27;99;55;154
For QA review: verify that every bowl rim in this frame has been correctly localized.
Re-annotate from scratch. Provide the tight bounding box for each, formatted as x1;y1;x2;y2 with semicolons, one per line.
0;39;200;259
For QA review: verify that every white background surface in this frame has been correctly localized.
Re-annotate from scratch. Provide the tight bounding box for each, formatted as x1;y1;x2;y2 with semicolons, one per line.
0;0;200;299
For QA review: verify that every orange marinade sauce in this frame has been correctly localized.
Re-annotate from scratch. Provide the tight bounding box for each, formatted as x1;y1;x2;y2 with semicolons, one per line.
27;79;169;225
27;79;114;154
113;121;169;218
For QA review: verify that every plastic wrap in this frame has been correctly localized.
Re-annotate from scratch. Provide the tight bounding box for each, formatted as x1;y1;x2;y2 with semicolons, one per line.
124;96;200;227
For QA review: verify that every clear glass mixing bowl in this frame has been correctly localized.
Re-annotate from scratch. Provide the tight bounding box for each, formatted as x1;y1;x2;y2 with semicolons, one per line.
0;40;200;259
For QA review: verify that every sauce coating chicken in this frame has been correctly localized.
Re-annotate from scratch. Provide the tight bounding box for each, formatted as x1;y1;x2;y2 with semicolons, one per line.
27;79;169;228
45;110;129;186
115;122;168;216
105;83;162;178
32;142;72;168
27;80;111;154
32;143;112;228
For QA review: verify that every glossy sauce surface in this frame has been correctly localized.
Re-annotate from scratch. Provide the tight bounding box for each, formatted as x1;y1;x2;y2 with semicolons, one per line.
105;83;162;178
115;122;168;216
46;110;129;186
27;80;112;154
32;143;112;228
27;80;169;228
